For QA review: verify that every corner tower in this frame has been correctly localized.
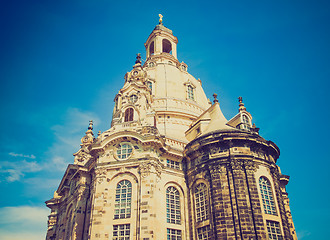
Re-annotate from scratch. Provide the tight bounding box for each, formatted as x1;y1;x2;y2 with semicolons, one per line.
184;97;297;240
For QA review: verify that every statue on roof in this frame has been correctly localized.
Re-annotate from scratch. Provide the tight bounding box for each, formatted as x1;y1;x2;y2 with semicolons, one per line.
159;14;163;24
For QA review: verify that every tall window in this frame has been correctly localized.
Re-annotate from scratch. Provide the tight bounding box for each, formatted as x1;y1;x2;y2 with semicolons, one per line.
65;208;74;240
114;98;118;111
259;177;277;215
167;228;181;240
197;225;212;240
117;144;133;159
124;108;134;122
188;85;194;100
166;186;181;224
114;180;132;219
195;183;209;222
149;41;154;56
113;224;130;240
266;221;283;240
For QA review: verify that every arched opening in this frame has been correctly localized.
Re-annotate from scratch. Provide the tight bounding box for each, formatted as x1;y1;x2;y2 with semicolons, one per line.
162;39;172;54
124;108;134;122
149;41;154;56
242;115;251;130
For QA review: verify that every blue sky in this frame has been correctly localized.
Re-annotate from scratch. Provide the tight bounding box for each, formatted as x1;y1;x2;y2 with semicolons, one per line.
1;0;329;239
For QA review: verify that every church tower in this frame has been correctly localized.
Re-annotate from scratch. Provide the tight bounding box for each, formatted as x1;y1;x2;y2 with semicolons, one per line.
45;17;296;240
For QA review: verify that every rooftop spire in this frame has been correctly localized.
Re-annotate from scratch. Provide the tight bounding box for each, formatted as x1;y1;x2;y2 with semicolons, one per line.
80;120;94;145
213;93;218;103
135;53;142;64
88;120;93;131
238;96;246;112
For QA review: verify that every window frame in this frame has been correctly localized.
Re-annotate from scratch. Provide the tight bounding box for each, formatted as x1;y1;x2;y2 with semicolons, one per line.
113;223;130;240
266;220;283;240
124;108;134;122
259;176;277;215
166;186;181;225
194;183;209;223
129;94;138;104
116;143;133;160
197;225;212;240
167;228;182;240
187;85;195;101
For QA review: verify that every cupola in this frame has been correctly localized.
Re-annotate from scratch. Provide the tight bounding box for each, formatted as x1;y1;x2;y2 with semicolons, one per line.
144;14;178;59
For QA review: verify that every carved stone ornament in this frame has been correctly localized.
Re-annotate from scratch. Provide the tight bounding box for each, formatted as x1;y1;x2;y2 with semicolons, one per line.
47;215;57;230
244;160;257;173
74;147;92;164
270;165;280;180
138;162;151;178
95;168;107;183
138;161;162;178
209;165;226;179
229;159;244;171
209;145;227;156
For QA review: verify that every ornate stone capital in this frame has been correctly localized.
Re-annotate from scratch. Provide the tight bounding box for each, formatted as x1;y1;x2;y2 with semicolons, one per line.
244;160;257;173
270;165;280;180
138;160;163;178
95;168;107;183
229;159;243;172
209;165;226;179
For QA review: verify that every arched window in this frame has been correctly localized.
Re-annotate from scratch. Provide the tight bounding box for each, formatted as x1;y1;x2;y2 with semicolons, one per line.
162;39;172;53
188;85;194;100
149;41;154;56
124;108;134;122
195;183;209;222
114;180;132;219
259;177;277;215
65;208;74;240
242;115;251;130
116;143;133;160
166;186;181;224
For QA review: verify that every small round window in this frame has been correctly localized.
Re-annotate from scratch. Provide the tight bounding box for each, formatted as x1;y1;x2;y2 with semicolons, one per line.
117;143;133;159
130;94;138;103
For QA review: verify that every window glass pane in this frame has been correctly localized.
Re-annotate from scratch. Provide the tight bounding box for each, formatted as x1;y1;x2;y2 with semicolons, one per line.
197;225;212;240
195;183;209;222
113;224;130;239
167;228;181;240
188;85;194;100
266;220;283;240
117;144;133;159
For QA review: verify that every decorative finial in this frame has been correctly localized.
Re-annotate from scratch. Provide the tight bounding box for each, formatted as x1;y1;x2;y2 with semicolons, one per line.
159;14;163;24
88;120;93;130
238;96;246;112
98;130;101;137
238;96;243;103
213;93;218;103
135;53;142;64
